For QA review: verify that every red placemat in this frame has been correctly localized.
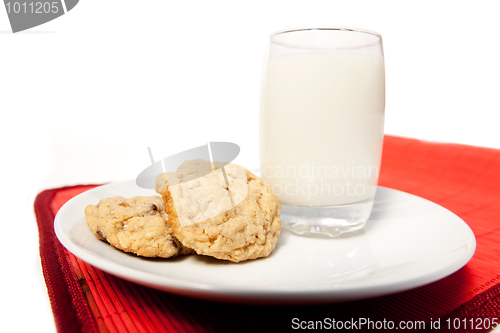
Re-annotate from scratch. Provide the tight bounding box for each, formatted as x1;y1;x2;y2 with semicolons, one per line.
35;135;500;333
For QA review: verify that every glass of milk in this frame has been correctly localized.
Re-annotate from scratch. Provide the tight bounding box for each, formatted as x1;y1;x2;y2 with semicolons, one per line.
260;28;385;237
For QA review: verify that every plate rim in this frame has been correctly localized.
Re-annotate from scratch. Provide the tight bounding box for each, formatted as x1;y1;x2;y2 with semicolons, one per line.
54;180;476;304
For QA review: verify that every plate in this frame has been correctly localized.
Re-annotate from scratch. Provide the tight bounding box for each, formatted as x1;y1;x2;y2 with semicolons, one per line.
54;180;476;304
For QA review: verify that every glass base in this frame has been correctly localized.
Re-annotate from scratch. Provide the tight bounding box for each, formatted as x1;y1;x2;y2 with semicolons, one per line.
281;199;374;237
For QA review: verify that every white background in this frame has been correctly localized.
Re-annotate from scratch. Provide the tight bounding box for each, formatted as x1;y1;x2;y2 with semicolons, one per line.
1;1;500;332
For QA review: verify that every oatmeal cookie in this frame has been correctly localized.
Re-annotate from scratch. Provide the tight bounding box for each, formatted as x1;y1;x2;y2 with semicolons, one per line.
85;195;192;258
159;160;281;262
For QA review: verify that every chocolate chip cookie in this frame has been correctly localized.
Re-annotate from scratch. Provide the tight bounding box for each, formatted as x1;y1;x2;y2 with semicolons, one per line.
159;160;281;262
85;195;192;258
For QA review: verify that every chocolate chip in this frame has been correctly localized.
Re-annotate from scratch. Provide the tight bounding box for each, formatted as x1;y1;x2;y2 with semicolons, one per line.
145;203;158;215
96;229;107;241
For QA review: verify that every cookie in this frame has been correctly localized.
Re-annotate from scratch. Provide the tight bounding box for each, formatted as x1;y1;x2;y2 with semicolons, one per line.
85;195;193;258
159;160;281;262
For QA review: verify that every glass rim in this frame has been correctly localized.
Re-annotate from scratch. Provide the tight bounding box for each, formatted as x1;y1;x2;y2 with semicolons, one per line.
270;27;382;49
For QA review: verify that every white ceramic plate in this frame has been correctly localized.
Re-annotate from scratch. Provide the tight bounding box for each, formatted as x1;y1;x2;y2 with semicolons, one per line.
54;180;476;304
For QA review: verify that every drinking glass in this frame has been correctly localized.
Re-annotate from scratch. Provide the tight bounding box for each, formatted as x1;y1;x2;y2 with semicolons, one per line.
260;27;385;237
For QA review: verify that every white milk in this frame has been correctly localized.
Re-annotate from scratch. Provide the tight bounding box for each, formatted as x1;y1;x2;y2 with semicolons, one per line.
260;52;385;206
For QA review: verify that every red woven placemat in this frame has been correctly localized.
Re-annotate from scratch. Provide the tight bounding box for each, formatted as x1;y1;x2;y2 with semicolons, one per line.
35;135;500;333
